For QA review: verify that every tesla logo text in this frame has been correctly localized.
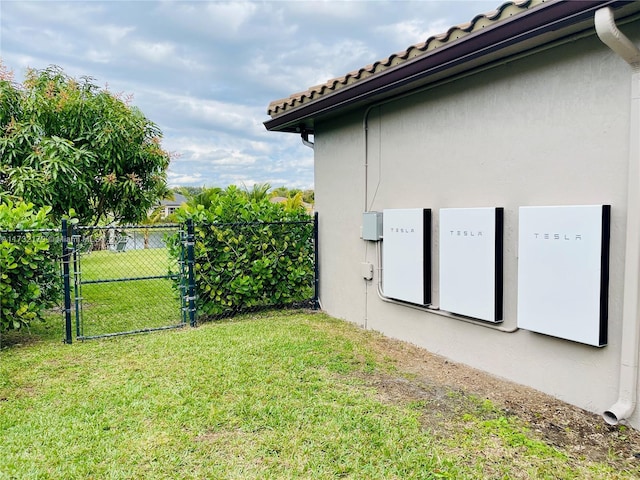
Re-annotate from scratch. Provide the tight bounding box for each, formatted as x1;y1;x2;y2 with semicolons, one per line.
389;227;416;234
533;233;582;240
449;230;483;237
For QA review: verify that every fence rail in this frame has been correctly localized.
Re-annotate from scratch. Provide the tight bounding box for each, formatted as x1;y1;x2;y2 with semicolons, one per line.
1;214;318;343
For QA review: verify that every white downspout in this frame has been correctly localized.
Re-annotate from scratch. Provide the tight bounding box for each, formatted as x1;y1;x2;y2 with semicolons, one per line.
595;7;640;426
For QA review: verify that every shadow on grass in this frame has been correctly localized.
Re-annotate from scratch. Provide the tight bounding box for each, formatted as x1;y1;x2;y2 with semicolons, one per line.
0;308;66;349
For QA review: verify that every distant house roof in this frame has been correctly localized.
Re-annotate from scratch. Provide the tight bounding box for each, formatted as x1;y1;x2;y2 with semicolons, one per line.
265;0;639;134
160;193;188;207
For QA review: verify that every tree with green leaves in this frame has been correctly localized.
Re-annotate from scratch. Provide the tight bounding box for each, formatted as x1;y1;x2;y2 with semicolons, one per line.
242;182;271;202
270;186;314;205
172;185;206;200
0;64;171;225
185;187;224;211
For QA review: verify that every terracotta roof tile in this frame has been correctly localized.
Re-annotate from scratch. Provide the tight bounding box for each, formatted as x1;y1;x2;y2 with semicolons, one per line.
267;0;541;118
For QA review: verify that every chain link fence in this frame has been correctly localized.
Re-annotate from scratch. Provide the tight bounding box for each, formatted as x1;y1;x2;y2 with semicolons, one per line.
1;215;318;343
185;216;318;322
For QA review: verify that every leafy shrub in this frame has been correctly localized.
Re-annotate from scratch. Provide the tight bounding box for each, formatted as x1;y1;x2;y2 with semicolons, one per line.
169;186;315;319
0;201;61;331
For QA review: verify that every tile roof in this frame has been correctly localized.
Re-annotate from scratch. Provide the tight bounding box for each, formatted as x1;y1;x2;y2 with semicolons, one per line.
160;193;188;206
267;0;542;118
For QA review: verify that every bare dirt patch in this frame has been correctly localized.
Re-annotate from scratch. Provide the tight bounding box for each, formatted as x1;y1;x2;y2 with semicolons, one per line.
361;332;640;471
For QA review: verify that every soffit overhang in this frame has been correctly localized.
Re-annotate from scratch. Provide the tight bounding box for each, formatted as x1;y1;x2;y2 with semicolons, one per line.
264;0;639;134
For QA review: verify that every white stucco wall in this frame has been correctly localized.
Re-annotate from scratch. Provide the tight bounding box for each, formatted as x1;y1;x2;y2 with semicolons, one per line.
313;24;640;427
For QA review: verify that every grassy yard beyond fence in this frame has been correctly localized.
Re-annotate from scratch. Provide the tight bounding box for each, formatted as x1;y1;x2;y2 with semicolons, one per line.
76;247;182;338
0;311;637;479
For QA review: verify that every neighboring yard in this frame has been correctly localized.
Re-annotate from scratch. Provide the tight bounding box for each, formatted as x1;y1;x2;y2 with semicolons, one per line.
1;310;640;479
75;247;183;337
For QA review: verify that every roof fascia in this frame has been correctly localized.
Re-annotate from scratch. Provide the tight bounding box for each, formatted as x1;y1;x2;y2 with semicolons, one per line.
264;0;630;134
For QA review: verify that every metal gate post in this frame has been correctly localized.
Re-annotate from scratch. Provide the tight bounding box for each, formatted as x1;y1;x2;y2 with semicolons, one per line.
179;226;187;325
313;212;320;310
62;220;72;344
72;224;82;338
186;219;197;327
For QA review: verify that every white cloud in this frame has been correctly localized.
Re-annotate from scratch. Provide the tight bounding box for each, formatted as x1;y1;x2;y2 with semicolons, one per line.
5;1;103;25
86;49;112;64
204;1;258;32
211;151;256;166
100;25;136;45
131;40;177;63
286;0;367;20
1;0;500;190
251;37;376;96
375;18;452;48
248;140;272;154
167;172;205;186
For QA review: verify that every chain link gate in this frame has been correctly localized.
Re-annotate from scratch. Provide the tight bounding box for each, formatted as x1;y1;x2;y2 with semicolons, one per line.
62;220;195;341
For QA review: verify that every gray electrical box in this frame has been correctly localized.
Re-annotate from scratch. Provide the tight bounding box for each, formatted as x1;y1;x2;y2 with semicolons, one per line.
362;211;383;241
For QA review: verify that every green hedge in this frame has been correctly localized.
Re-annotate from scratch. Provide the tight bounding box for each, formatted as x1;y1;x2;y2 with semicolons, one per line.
169;186;315;319
0;201;61;331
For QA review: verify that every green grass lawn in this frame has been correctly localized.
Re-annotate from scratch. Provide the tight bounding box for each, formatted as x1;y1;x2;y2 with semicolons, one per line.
79;248;178;282
76;248;183;338
0;311;636;479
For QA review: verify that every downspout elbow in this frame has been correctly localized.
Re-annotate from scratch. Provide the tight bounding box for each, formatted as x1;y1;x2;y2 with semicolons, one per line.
595;8;640;69
604;400;636;426
301;130;314;149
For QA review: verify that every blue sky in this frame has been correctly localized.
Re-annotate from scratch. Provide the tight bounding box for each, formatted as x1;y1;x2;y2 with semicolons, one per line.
0;0;500;190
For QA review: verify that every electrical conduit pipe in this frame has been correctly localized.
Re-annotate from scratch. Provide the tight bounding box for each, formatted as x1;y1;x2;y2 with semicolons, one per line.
595;6;640;426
